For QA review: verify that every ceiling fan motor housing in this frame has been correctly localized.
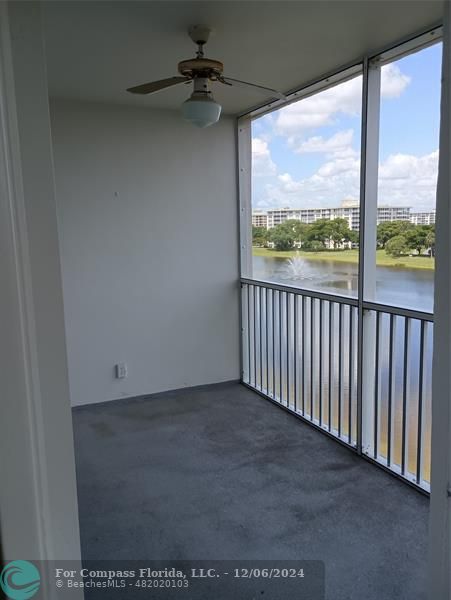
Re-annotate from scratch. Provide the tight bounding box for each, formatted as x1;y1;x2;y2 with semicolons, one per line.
178;58;224;79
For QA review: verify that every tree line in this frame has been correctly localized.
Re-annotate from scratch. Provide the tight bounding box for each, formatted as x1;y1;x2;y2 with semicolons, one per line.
253;218;435;257
376;221;435;257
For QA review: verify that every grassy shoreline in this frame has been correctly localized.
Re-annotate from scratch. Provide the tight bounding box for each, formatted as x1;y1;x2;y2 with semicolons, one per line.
252;247;435;270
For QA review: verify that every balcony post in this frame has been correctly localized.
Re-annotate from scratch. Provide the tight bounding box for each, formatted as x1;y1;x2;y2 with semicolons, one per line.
358;58;381;454
237;116;252;278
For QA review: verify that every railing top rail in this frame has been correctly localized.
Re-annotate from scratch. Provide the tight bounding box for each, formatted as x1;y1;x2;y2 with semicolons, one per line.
241;278;434;322
240;278;359;306
363;301;434;322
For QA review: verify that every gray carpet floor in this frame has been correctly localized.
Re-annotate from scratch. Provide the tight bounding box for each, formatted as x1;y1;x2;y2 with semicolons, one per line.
73;381;428;600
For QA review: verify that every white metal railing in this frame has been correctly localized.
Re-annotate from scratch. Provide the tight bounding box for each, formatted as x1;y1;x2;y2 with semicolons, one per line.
241;278;433;492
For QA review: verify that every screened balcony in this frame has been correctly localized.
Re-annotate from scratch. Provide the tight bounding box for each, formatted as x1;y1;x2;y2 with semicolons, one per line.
59;13;438;600
5;1;447;599
237;27;440;496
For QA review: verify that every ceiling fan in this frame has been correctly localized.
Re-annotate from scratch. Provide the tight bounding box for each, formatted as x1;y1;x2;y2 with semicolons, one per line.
126;25;286;128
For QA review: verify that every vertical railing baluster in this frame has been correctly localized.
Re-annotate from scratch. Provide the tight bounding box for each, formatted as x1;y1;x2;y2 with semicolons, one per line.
328;302;333;432
348;306;353;444
302;295;305;415
279;291;283;404
401;316;409;476
272;289;275;398
387;314;394;467
286;293;290;407
252;285;257;387
374;311;380;460
338;303;343;437
246;285;252;385
319;299;323;426
294;295;298;413
416;320;425;485
310;297;314;421
266;287;269;394
259;286;263;391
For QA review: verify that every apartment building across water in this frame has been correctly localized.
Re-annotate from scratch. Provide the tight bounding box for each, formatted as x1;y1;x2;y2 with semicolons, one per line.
252;201;436;230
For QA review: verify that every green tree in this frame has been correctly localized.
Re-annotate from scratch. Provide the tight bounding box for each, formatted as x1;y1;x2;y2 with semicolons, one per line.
377;221;413;248
252;226;270;247
425;227;435;257
385;234;409;258
303;239;324;251
284;219;309;244
327;218;354;248
405;225;431;255
307;218;353;249
269;220;308;250
347;230;359;246
306;219;332;247
270;225;296;251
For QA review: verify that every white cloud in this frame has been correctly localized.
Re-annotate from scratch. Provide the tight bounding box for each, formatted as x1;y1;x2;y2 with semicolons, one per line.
295;129;355;156
274;77;362;142
273;64;410;144
253;149;438;212
258;158;361;208
251;63;429;211
251;137;276;176
317;155;360;178
378;150;439;208
381;63;411;98
277;172;304;193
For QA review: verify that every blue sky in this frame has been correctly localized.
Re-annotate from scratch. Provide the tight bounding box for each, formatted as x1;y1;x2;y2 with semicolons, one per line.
252;42;442;212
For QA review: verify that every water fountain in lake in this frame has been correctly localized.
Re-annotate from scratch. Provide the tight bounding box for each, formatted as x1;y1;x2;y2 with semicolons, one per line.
284;252;314;281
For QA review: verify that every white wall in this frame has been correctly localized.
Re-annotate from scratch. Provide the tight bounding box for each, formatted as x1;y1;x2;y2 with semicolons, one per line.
50;100;240;406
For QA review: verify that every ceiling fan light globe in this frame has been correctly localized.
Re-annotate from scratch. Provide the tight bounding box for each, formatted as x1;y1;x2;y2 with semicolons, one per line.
181;93;222;128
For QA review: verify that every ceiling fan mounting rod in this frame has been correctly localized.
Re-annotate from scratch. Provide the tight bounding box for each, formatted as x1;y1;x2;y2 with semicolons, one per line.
196;42;205;59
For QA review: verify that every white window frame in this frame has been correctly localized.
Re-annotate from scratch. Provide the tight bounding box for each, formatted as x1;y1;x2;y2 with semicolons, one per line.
238;23;442;285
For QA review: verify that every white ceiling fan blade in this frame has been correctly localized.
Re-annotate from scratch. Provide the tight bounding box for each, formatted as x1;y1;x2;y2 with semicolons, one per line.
220;77;286;100
127;76;190;95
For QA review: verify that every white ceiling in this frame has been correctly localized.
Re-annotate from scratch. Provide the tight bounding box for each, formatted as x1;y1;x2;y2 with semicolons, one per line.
42;1;443;115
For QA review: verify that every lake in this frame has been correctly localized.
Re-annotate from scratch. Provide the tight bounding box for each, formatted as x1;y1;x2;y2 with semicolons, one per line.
252;255;434;313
